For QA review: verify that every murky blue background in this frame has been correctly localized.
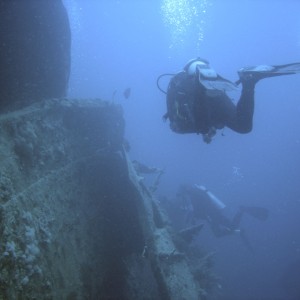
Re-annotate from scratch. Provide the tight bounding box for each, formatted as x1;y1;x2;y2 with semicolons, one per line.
63;1;300;299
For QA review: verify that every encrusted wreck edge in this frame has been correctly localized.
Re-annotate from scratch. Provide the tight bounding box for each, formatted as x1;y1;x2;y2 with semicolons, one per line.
0;98;213;299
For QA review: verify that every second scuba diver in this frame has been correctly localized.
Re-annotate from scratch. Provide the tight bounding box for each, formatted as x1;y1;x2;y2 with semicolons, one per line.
177;184;269;252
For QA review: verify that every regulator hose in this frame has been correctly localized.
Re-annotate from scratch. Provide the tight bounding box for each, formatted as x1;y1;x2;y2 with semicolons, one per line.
156;73;175;94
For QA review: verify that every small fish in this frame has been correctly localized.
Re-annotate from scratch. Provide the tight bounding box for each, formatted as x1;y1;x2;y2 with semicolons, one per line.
123;87;131;99
112;89;117;101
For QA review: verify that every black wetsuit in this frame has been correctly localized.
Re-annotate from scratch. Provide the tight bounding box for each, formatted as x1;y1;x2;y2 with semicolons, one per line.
166;71;255;135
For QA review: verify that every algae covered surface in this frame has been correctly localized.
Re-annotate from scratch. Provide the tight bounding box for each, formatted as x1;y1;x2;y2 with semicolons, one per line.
0;99;217;299
0;99;127;299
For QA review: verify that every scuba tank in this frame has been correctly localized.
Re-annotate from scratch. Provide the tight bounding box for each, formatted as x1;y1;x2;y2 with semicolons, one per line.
194;184;226;210
184;58;238;95
184;58;218;79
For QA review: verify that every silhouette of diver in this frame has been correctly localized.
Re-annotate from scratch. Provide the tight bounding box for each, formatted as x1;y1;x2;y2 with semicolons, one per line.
177;184;269;251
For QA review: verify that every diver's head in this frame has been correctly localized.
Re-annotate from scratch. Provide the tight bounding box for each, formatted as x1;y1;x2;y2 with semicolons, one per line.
184;57;218;79
184;58;209;76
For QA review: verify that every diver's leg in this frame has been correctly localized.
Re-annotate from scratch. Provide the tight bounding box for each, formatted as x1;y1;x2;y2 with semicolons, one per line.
236;80;255;133
211;215;234;237
211;91;254;134
231;207;245;229
211;223;229;237
240;229;254;253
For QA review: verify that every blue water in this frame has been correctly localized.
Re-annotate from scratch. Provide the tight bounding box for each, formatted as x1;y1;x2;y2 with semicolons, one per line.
63;1;300;299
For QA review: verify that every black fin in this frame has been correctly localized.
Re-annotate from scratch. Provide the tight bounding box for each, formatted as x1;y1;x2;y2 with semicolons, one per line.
237;62;300;85
241;206;269;221
240;229;255;254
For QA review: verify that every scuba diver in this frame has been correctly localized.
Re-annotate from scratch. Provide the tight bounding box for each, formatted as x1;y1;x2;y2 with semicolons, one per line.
158;58;300;143
177;184;269;251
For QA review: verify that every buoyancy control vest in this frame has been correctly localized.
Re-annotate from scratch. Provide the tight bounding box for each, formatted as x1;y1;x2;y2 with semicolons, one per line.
162;58;238;135
166;71;211;134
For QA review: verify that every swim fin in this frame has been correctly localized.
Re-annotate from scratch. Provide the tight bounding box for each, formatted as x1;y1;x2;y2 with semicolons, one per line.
240;206;269;221
236;62;300;85
239;229;254;254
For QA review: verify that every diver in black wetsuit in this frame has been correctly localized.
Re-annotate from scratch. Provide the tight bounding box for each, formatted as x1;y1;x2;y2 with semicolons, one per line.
177;184;243;237
162;58;300;143
177;184;269;251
